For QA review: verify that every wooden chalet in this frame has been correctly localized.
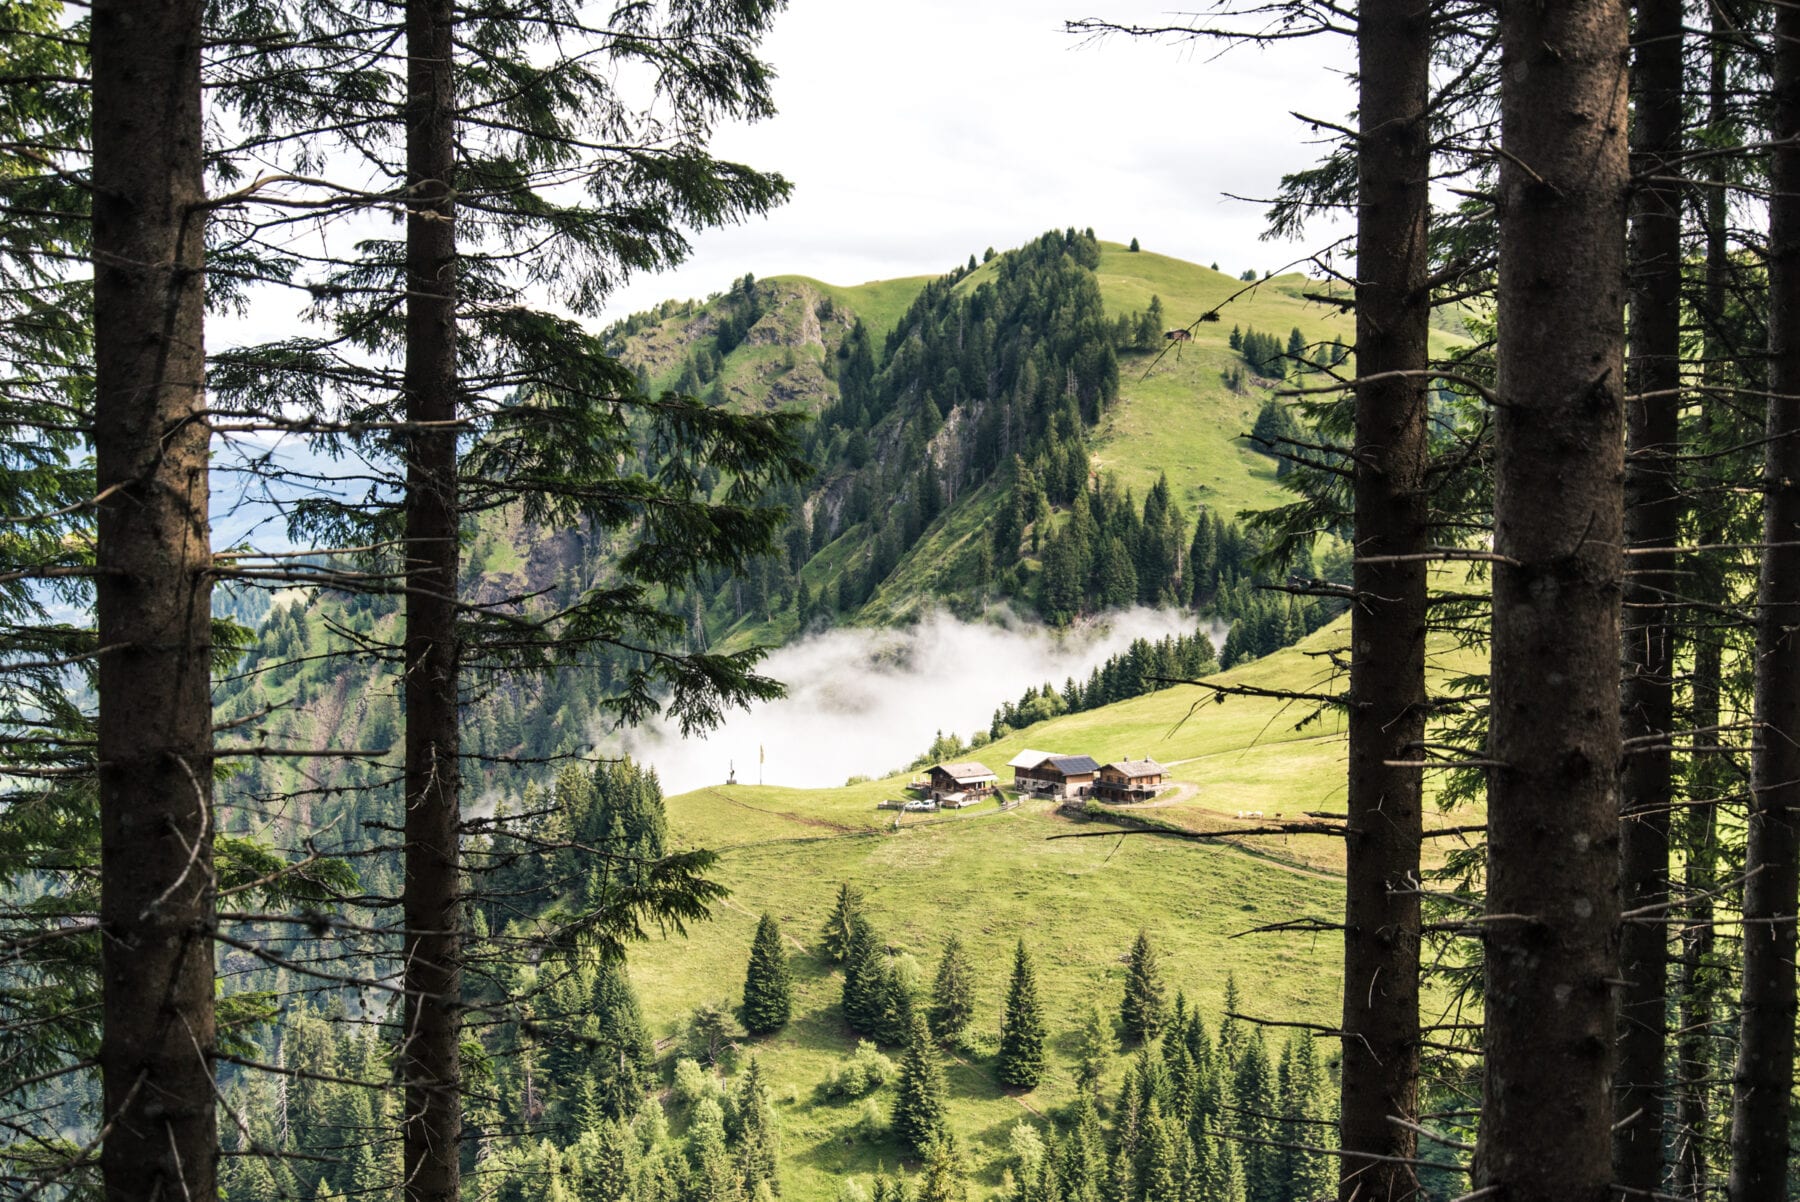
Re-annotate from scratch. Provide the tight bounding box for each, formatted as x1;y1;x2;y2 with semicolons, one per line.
1009;753;1100;800
1006;749;1062;794
1093;758;1167;803
926;761;998;805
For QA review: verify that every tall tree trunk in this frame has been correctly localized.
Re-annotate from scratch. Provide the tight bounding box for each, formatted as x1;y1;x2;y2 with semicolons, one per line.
1727;4;1800;1197
1673;19;1735;1196
91;2;217;1200
1338;2;1430;1198
1476;2;1629;1199
1613;0;1683;1190
1674;629;1720;1199
400;0;462;1198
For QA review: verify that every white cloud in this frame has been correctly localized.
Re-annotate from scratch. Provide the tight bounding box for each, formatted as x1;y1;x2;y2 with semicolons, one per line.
600;0;1356;317
612;607;1224;794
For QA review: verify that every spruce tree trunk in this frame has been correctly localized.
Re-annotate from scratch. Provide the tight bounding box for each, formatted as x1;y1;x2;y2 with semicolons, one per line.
1673;20;1734;1196
1338;2;1429;1197
92;3;217;1200
1727;4;1800;1196
400;0;462;1198
1476;2;1629;1198
1613;0;1682;1189
1674;629;1720;1199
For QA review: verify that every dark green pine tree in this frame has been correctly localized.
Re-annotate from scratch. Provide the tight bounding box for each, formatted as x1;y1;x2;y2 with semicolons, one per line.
742;913;793;1034
1137;1098;1180;1202
1105;1146;1136;1202
917;1131;969;1202
585;1117;637;1200
589;961;655;1120
1129;236;1141;252
731;1057;782;1197
879;964;919;1047
894;1012;949;1154
997;941;1047;1088
1276;1033;1332;1202
820;882;866;962
1218;974;1245;1066
1232;1033;1279;1202
1120;930;1168;1042
1074;1004;1113;1096
1061;1094;1106;1201
1098;537;1138;609
1025;1129;1064;1202
842;915;888;1035
928;935;977;1038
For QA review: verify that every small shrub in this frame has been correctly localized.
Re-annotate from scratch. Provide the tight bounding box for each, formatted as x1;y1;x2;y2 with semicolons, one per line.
673;1058;712;1106
852;1098;889;1141
823;1040;897;1099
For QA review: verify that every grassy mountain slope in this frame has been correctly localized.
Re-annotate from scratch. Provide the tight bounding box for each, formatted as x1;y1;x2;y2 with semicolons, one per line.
621;613;1482;1198
671;237;1468;648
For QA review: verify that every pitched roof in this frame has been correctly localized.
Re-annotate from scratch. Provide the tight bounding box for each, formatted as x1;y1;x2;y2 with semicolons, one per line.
1046;755;1100;775
1006;749;1061;769
1102;759;1165;778
933;761;997;782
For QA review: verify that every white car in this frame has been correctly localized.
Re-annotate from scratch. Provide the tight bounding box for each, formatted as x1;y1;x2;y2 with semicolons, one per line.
902;799;936;812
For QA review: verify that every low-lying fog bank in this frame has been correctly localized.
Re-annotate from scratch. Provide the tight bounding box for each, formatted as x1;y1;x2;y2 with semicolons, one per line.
614;607;1223;795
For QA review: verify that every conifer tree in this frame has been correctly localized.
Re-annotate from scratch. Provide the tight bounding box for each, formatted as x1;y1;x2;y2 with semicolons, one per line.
1061;1095;1106;1202
1232;1034;1278;1202
880;965;920;1047
1120;931;1167;1042
998;941;1047;1088
1285;326;1307;372
1480;3;1630;1196
820;882;867;962
895;1013;949;1154
590;961;656;1120
91;1;217;1196
917;1133;969;1202
842;915;887;1035
1138;1098;1180;1202
685;1095;737;1202
1030;1133;1064;1202
731;1058;781;1197
1105;1147;1136;1202
1217;975;1244;1066
743;914;793;1035
1276;1033;1331;1202
1074;1005;1113;1097
928;936;977;1038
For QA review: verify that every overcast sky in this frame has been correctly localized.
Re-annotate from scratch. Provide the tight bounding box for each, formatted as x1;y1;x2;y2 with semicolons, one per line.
601;0;1358;319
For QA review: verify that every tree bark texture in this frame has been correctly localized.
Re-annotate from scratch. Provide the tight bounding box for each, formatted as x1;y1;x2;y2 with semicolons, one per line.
1477;3;1629;1200
1613;0;1682;1190
401;0;462;1199
1727;3;1800;1197
1338;2;1430;1198
92;3;217;1201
